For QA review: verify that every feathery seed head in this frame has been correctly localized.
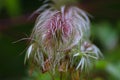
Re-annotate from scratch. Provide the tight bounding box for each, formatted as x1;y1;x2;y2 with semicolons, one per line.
25;5;102;73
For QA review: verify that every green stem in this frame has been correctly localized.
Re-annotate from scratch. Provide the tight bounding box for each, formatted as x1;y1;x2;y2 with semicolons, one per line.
49;72;55;80
60;72;62;80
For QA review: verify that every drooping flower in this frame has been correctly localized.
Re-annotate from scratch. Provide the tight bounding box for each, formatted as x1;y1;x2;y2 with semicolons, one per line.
25;4;102;74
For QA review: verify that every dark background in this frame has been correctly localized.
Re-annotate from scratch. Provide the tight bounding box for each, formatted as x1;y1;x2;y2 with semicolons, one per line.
0;0;120;80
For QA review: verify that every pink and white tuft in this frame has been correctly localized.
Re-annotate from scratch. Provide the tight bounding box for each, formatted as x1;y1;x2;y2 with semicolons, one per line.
33;6;90;51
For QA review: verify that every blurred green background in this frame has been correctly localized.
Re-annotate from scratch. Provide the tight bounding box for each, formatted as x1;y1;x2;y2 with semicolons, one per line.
0;0;120;80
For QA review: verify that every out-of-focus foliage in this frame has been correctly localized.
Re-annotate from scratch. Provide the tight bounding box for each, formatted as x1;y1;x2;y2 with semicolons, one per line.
4;0;21;16
0;0;120;80
91;21;119;50
0;0;21;17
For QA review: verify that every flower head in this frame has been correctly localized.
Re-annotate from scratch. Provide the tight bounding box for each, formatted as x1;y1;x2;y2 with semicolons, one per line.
25;5;102;73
